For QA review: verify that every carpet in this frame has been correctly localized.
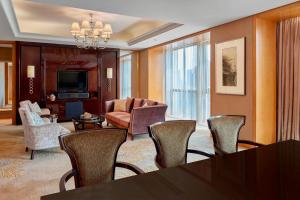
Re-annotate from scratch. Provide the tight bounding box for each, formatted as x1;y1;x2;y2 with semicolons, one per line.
0;122;214;200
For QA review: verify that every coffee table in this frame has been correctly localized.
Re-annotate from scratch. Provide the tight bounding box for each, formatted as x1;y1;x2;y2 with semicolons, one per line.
72;115;105;131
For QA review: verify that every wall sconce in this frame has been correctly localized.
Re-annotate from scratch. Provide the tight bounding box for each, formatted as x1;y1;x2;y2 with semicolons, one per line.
27;65;35;94
106;68;113;92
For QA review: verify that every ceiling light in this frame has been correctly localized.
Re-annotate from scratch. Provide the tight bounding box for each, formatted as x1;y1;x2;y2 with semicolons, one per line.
71;14;113;49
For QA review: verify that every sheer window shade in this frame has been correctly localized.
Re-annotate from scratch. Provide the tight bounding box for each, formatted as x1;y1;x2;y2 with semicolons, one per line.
120;55;132;99
165;33;210;125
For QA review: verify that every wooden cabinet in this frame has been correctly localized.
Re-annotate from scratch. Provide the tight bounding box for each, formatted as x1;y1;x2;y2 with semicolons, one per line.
46;98;100;122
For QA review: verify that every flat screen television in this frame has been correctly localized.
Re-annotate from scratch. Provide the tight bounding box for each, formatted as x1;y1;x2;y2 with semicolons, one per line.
57;71;88;92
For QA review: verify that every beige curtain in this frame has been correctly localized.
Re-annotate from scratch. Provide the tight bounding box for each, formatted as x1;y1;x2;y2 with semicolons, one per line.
277;17;300;141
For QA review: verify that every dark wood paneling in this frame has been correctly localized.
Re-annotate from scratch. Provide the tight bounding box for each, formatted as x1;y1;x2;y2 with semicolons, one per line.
16;42;119;123
42;47;98;95
19;45;42;102
100;51;118;114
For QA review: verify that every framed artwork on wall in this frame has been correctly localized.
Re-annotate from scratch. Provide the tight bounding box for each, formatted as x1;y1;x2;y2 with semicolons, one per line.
215;37;245;95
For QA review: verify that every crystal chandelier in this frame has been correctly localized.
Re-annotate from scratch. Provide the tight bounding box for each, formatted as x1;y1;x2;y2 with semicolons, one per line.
71;14;112;49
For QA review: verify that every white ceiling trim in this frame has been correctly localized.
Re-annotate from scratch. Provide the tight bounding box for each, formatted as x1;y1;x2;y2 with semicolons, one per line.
128;23;182;46
1;0;19;37
1;0;135;49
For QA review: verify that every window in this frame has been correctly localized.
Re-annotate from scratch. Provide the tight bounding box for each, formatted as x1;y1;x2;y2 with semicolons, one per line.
165;33;210;125
120;55;132;99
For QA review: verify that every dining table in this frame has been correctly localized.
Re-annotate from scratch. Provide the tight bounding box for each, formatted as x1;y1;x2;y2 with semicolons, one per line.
41;140;300;200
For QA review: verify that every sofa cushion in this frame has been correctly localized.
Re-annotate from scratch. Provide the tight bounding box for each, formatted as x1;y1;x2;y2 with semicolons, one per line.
114;99;127;112
145;99;158;106
133;98;144;108
106;112;130;128
126;97;134;113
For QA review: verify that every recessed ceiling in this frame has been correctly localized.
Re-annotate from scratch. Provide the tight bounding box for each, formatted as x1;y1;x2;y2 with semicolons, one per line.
0;0;298;49
12;0;169;41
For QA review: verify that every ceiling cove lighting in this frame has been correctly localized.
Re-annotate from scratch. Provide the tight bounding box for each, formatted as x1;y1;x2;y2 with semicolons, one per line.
71;14;112;49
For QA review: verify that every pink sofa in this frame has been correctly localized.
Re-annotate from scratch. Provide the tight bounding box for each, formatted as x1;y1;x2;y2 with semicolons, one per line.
105;98;167;139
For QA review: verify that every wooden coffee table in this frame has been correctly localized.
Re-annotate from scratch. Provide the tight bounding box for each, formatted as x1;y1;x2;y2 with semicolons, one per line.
72;115;105;131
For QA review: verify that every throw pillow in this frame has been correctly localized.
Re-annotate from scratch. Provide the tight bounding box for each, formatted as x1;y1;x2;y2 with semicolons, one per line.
32;102;42;113
126;97;134;113
30;112;45;125
114;99;127;112
145;100;158;106
142;102;149;107
24;109;34;125
133;98;144;108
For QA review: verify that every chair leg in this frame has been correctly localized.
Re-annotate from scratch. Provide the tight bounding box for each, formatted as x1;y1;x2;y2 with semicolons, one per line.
25;147;28;152
30;150;35;160
130;134;134;141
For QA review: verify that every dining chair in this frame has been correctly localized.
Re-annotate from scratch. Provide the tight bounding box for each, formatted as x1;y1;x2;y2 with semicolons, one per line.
148;120;213;169
59;128;144;191
207;115;263;155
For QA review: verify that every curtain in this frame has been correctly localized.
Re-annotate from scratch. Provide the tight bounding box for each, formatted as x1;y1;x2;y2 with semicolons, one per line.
277;17;300;141
120;55;132;99
165;33;210;125
0;62;5;108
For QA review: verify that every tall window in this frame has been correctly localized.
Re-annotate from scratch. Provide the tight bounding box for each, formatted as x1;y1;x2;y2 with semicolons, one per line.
165;33;210;125
120;54;132;99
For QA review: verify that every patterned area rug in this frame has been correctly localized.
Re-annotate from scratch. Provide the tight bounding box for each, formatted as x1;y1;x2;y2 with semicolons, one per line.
0;122;214;200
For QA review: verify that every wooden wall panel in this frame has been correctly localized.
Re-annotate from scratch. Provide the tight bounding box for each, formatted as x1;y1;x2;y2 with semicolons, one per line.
255;18;277;144
100;51;118;114
19;45;42;103
16;42;119;122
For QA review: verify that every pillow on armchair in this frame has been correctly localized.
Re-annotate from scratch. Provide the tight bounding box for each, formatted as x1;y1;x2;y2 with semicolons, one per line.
30;102;42;114
25;111;45;125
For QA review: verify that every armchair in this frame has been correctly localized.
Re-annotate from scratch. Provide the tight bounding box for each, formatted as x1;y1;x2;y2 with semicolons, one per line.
207;115;263;155
19;100;50;116
19;108;70;159
59;129;144;191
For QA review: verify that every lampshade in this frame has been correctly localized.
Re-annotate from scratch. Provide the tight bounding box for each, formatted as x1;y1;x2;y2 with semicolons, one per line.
27;65;35;78
93;29;100;37
107;68;113;79
94;21;103;30
81;20;90;30
71;22;80;35
103;24;112;34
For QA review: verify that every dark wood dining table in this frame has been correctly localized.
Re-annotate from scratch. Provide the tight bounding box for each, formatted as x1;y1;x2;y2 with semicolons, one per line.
41;140;300;200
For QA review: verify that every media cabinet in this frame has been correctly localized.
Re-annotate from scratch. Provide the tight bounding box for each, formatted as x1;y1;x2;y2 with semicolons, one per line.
16;42;119;124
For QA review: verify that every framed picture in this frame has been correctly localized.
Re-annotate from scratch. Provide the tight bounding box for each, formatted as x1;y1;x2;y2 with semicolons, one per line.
215;37;245;95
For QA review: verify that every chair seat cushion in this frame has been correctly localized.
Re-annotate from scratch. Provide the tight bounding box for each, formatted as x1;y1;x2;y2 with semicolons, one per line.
106;112;130;128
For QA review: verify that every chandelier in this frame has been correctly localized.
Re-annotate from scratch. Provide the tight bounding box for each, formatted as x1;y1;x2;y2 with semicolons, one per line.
71;14;112;49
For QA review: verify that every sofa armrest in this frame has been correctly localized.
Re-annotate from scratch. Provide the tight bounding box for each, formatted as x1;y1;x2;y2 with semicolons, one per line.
130;105;167;134
105;100;115;113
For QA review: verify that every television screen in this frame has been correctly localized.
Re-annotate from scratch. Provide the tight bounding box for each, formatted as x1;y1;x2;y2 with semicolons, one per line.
57;71;88;92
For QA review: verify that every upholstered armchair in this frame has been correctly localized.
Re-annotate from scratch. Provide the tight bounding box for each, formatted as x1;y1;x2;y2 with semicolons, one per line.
148;120;213;169
19;100;50;116
19;108;70;159
207;115;263;155
59;129;144;191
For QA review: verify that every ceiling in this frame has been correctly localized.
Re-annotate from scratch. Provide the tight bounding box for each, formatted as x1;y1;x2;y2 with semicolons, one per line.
0;0;297;50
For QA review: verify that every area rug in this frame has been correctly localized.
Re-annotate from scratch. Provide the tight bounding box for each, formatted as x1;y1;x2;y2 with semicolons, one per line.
0;122;214;200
